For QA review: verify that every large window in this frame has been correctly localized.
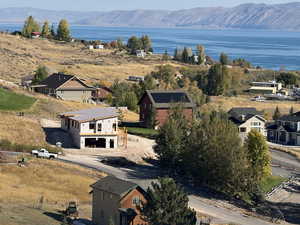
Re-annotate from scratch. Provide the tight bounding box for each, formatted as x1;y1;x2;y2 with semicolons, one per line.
132;196;141;206
89;122;96;130
251;122;261;126
240;127;247;133
98;123;102;132
113;123;117;132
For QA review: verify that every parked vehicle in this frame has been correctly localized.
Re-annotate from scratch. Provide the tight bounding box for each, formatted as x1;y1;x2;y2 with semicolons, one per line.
251;96;266;102
31;149;58;159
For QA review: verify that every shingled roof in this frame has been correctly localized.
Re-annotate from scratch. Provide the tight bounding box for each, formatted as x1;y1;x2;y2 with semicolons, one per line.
278;111;300;122
138;90;195;108
39;73;94;90
91;176;139;197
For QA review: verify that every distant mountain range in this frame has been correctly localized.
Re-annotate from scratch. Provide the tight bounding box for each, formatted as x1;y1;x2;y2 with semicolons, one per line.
1;2;300;30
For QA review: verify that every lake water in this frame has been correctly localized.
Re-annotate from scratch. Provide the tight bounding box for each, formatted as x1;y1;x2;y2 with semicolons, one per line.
1;23;300;70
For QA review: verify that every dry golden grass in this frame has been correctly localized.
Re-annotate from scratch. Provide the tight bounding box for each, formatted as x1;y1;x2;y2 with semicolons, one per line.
0;33;177;83
204;95;300;120
0;159;105;205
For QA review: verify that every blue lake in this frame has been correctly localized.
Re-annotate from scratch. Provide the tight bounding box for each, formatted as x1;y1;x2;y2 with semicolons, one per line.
1;24;300;70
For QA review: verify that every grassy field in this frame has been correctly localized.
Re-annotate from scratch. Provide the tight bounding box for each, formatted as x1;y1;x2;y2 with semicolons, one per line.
260;176;287;193
0;158;105;225
0;87;36;111
126;127;158;139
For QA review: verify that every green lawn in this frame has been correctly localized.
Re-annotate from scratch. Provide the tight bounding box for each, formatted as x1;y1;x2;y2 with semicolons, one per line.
126;127;158;139
260;176;287;193
0;88;36;111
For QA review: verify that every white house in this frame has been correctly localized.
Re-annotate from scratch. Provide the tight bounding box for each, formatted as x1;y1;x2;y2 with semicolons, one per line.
95;45;104;49
60;108;119;149
136;50;146;58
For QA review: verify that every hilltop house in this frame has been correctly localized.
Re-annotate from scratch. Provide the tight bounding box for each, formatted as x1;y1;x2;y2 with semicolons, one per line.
138;90;195;128
249;81;282;94
60;107;118;149
228;107;266;141
267;111;300;146
91;176;147;225
136;50;146;58
35;73;95;103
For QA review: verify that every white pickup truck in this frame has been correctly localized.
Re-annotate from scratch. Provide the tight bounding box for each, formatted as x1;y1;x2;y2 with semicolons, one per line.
31;149;58;159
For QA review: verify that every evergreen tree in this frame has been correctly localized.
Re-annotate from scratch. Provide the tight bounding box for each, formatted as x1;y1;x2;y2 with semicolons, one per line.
56;19;71;41
50;23;56;39
220;52;230;65
41;21;51;38
127;36;142;54
162;50;169;61
141;178;196;225
22;16;40;38
196;45;206;65
206;64;229;96
141;35;152;52
245;130;271;185
273;106;281;120
146;107;158;129
289;106;294;115
32;65;48;84
174;48;183;61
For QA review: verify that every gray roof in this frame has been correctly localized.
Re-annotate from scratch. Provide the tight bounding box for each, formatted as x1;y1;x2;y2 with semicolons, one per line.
138;90;195;108
228;107;264;125
60;107;119;122
91;176;138;197
278;111;300;122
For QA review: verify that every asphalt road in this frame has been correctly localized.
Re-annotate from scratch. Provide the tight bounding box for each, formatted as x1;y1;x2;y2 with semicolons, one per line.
60;149;300;225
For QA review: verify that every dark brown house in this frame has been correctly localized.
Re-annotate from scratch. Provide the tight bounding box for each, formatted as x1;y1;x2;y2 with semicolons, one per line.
138;90;195;128
92;86;113;102
91;176;147;225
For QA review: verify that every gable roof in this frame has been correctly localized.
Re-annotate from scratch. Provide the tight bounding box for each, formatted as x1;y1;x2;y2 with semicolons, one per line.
267;123;297;133
39;73;94;90
228;107;265;125
60;107;119;122
138;90;195;109
91;176;139;198
278;111;300;122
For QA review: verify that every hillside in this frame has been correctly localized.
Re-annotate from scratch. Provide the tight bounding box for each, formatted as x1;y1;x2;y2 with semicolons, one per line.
1;3;300;30
0;33;168;83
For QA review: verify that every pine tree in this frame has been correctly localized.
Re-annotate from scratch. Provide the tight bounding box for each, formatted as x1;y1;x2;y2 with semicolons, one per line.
196;45;206;65
220;52;230;65
22;16;40;38
56;19;71;41
245;130;271;185
124;91;138;111
182;47;190;63
32;65;48;84
50;24;56;39
141;178;197;225
41;21;51;38
273;106;281;120
289;106;294;115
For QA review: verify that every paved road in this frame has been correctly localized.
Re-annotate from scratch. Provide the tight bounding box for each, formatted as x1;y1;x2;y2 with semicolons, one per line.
60;149;300;225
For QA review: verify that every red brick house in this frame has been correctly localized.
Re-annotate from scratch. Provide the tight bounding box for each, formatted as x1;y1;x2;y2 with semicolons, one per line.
91;176;148;225
138;90;195;128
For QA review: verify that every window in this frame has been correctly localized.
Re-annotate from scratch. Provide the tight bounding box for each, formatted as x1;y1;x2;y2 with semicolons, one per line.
240;127;246;132
98;123;102;132
89;122;96;130
113;123;117;132
251;122;261;126
132;196;141;206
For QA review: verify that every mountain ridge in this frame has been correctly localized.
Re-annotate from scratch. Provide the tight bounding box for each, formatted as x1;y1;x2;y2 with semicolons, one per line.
1;2;300;30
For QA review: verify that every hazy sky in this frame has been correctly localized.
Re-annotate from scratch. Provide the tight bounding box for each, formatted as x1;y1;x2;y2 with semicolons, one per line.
0;0;297;11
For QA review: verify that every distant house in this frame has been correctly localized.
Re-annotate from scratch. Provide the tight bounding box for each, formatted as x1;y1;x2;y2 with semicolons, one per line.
35;73;95;103
60;107;118;149
128;76;144;82
267;111;300;146
136;50;146;58
92;86;113;102
138;90;195;128
249;81;282;94
95;44;104;49
31;32;41;38
228;107;266;141
89;45;94;50
91;176;147;225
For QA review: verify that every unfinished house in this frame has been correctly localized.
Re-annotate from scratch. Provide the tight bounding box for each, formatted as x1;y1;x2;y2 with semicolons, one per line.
91;176;147;225
60;108;118;149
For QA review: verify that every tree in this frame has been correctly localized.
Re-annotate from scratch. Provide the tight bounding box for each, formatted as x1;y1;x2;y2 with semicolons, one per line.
152;65;177;90
56;19;71;41
116;38;124;50
141;178;196;225
182;47;190;63
141;35;152;52
154;105;189;168
162;50;169;61
220;52;230;65
127;36;142;54
289;106;294;115
276;72;298;86
206;64;229;96
50;24;56;39
174;48;183;61
196;45;206;65
245;130;271;185
32;65;48;84
41;21;51;38
146;107;158;129
182;77;206;107
124;91;138;111
22;16;40;38
273;106;281;120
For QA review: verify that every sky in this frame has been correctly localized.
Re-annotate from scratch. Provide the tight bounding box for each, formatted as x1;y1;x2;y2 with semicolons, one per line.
0;0;297;11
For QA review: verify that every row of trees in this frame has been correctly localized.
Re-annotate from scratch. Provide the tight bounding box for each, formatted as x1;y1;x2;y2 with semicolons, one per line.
22;16;71;41
127;35;153;54
174;45;206;65
155;108;271;199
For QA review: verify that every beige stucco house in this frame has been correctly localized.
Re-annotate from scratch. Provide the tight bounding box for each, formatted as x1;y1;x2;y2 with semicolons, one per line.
35;73;95;103
60;108;119;149
228;107;266;141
